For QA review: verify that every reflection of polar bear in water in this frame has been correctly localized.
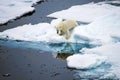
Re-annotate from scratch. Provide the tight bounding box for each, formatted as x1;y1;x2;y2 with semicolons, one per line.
55;20;78;39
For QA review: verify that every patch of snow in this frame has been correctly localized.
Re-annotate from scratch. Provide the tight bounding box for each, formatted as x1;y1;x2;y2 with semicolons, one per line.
66;54;106;69
0;0;42;24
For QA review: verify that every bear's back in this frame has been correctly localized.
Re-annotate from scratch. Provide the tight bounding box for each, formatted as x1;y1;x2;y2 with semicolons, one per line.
63;20;78;29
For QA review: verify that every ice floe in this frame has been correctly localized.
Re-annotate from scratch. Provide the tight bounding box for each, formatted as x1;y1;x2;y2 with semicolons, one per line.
0;12;120;45
67;42;120;79
0;21;67;43
0;0;42;25
80;42;120;78
48;2;120;23
66;54;106;69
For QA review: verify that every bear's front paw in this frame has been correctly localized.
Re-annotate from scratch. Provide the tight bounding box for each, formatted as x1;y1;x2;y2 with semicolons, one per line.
66;36;70;40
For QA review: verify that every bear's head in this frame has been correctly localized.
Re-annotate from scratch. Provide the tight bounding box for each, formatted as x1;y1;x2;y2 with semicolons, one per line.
55;25;64;36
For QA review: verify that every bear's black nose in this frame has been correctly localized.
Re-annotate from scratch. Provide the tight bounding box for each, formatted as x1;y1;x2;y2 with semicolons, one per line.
57;30;59;34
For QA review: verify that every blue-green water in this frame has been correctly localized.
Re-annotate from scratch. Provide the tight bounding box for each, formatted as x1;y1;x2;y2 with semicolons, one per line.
0;39;94;53
73;63;117;80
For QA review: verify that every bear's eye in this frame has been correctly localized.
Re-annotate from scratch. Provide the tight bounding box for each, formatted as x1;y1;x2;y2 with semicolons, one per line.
57;30;59;34
60;30;62;33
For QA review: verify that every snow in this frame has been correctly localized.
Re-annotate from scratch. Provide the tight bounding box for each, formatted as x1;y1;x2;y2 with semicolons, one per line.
0;0;41;24
0;21;67;43
66;54;106;69
48;2;120;23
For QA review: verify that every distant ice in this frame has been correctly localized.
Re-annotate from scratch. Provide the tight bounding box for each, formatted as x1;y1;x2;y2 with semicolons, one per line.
48;2;120;23
0;0;42;25
99;0;120;5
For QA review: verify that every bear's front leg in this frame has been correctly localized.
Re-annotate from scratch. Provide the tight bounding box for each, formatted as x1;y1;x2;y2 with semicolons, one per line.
65;30;70;39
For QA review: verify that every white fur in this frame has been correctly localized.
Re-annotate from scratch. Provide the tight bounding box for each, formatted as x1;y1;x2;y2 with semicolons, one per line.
56;20;78;39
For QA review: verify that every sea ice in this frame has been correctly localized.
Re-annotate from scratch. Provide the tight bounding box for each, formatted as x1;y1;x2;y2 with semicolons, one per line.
80;42;120;78
66;54;106;69
48;2;120;22
0;12;120;45
0;0;41;24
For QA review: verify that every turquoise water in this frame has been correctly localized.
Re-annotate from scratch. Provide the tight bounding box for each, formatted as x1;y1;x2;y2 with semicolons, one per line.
0;39;94;53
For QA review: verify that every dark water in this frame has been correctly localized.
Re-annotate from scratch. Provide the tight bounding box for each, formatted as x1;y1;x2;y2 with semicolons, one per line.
0;0;111;80
0;46;75;80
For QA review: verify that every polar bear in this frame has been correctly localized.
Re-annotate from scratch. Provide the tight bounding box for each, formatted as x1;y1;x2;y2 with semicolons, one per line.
55;20;78;39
